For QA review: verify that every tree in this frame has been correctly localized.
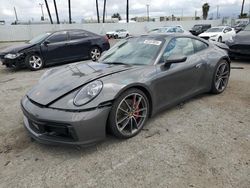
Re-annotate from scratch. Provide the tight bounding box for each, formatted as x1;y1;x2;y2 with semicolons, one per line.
240;0;245;17
239;13;248;18
202;3;210;20
112;13;122;20
96;0;100;23
126;0;129;23
103;0;106;23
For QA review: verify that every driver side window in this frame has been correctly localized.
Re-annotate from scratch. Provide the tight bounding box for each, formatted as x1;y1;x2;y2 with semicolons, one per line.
161;37;195;61
47;31;68;43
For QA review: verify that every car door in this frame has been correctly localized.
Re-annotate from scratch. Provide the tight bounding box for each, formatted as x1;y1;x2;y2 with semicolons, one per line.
153;37;207;111
226;27;236;40
68;31;92;59
223;27;233;41
41;31;70;63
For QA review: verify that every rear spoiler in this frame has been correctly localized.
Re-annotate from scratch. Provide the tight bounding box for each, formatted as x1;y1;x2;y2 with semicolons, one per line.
212;41;229;51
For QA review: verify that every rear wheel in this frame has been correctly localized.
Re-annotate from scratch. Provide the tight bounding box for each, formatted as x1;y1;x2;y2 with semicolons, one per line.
211;60;230;94
89;47;101;61
108;89;149;139
25;54;44;71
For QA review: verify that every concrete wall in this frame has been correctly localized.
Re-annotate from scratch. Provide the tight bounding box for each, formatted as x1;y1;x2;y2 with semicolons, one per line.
0;20;222;42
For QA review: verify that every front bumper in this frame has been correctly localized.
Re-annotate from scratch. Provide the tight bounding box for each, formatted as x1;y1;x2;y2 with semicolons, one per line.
1;56;25;68
21;96;111;146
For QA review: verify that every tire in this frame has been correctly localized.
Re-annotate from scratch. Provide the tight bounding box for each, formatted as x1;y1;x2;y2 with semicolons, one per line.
126;34;129;37
211;60;230;94
108;88;150;139
114;35;118;39
218;36;222;43
89;47;101;61
25;54;44;71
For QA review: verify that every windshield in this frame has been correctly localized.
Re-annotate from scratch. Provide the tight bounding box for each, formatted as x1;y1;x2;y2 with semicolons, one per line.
99;37;164;65
192;25;202;30
244;24;250;31
28;33;50;44
206;27;224;32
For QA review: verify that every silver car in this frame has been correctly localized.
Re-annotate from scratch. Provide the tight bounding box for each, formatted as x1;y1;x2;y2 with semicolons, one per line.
21;34;230;146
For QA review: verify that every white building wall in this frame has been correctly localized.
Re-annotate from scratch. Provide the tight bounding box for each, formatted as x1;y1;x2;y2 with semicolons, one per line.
0;20;222;42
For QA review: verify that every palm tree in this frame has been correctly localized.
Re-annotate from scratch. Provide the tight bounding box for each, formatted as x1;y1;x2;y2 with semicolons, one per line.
96;0;100;23
202;3;210;20
68;0;71;24
103;0;106;23
126;0;129;23
240;0;245;17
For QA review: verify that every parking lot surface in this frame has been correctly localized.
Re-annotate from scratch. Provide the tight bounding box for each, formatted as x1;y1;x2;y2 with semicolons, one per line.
0;41;249;187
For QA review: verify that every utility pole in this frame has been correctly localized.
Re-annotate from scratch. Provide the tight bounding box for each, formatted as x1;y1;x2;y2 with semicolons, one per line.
103;0;106;23
96;0;100;23
39;3;44;21
194;10;197;20
68;0;72;24
13;7;18;23
44;0;53;24
53;0;60;24
181;8;183;20
217;5;219;19
146;4;149;22
126;0;129;23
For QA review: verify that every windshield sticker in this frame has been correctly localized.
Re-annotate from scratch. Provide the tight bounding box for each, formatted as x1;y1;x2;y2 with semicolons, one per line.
143;40;162;45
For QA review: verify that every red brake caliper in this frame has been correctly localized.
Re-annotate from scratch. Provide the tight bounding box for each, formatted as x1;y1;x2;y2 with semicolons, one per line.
133;95;139;120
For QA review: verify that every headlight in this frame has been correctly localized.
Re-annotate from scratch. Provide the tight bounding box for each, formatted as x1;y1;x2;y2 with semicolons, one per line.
74;80;103;106
211;34;218;37
4;53;23;59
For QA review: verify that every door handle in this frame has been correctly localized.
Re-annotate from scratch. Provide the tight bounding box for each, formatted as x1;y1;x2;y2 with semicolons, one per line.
195;63;202;68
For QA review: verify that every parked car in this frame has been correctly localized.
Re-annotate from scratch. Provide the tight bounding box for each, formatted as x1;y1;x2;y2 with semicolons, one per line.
189;24;211;36
21;34;230;145
149;26;190;35
0;29;110;70
106;29;129;39
199;26;236;43
226;24;250;59
233;20;249;33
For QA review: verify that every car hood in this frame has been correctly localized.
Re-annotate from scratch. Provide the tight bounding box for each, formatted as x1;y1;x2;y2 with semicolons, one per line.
27;61;133;106
0;43;35;54
233;30;250;44
199;32;221;37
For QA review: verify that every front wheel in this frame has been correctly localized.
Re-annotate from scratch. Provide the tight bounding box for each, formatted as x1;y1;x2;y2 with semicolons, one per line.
25;54;44;71
108;89;149;139
89;47;101;61
211;60;230;94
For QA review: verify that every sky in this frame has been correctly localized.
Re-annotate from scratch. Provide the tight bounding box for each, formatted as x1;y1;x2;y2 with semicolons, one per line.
0;0;249;23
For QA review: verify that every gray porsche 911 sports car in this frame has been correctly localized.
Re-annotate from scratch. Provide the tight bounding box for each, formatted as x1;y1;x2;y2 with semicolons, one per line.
21;34;230;146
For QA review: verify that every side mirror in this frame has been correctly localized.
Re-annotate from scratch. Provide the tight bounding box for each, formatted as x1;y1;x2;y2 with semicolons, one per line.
223;30;228;33
165;54;187;64
43;40;50;46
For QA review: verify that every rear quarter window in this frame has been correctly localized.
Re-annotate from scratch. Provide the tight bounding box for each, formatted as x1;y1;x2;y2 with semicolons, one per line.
69;31;88;40
193;39;208;52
